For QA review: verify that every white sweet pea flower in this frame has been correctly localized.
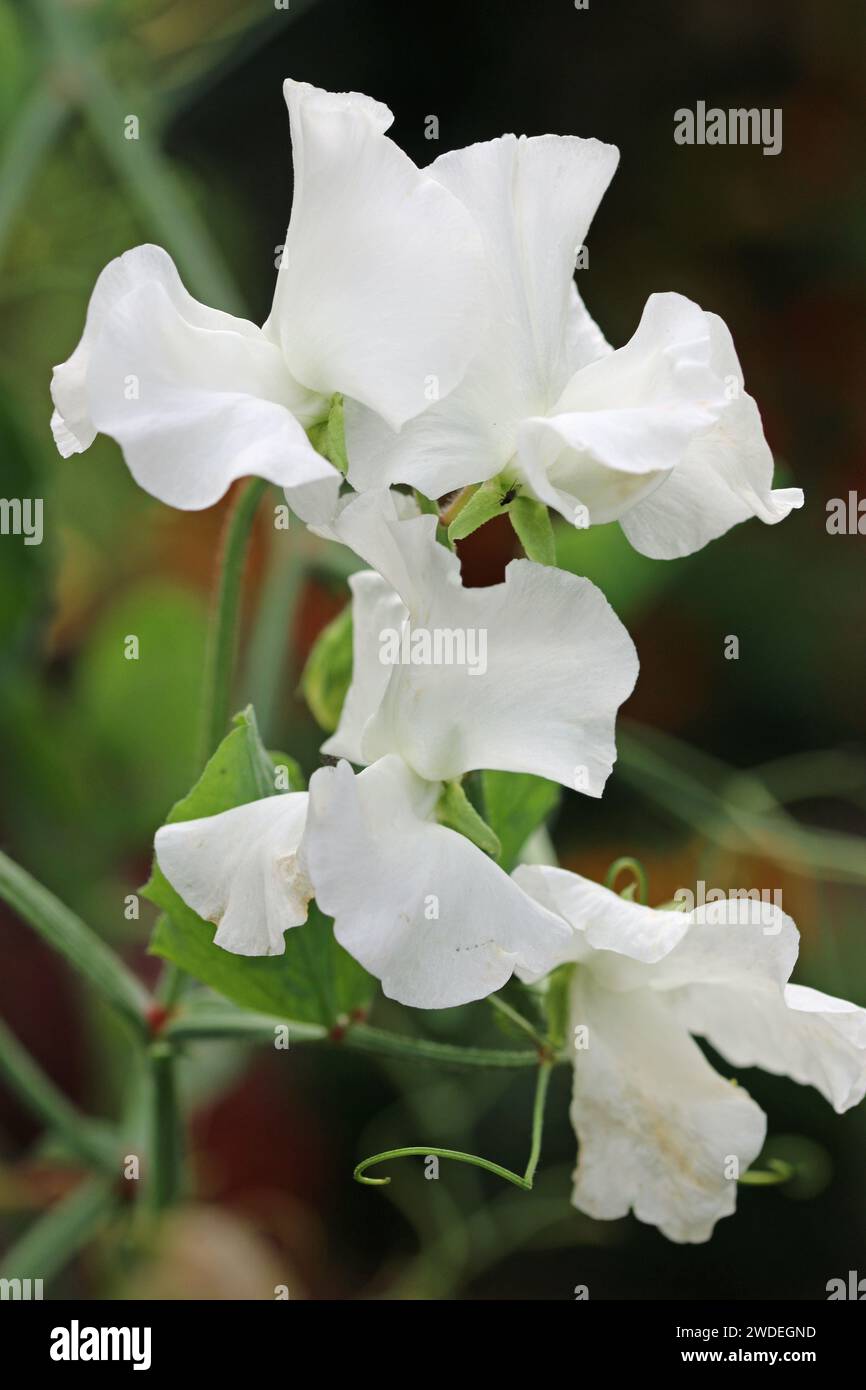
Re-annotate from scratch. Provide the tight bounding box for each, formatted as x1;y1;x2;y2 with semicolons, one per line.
345;134;803;557
155;792;311;956
290;485;636;1007
152;752;575;1007
50;81;485;512
318;489;639;791
303;755;573;1009
513;865;866;1242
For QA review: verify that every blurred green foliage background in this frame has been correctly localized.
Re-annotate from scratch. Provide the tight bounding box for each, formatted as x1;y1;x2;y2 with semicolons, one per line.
0;0;864;1299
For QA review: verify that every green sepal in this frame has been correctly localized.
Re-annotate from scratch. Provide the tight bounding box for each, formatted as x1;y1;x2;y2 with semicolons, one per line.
325;393;349;475
509;496;556;565
412;489;440;517
436;780;501;859
307;393;349;475
447;479;503;543
542;963;574;1051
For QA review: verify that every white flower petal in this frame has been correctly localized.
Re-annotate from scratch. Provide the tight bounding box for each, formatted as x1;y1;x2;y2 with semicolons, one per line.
517;867;866;1115
269;80;486;431
569;974;766;1243
517;293;722;526
512;864;691;970
53;244;339;512
345;133;618;496
321;570;406;765
324;496;638;790
154;793;311;956
620;312;804;558
669;979;866;1115
302;756;573;1008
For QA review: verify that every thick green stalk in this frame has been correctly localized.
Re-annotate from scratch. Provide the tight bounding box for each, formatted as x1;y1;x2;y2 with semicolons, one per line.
164;1001;549;1069
144;1044;183;1214
148;481;269;1216
0;851;149;1036
198;478;268;766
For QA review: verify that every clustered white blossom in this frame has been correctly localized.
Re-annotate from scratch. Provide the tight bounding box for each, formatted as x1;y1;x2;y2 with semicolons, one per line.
52;80;865;1244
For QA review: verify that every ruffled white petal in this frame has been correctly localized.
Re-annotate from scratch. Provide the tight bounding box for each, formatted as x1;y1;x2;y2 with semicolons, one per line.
301;756;574;1008
569;975;766;1243
669;980;866;1115
269;80;486;432
154;793;311;956
52;244;340;512
620;313;804;558
512;864;691;971
321;570;406;765
321;494;638;790
345;133;618;496
635;902;866;1110
517;293;722;526
516;865;866;1116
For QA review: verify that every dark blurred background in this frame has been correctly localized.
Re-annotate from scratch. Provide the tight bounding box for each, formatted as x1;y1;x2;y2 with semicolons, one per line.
1;0;864;1298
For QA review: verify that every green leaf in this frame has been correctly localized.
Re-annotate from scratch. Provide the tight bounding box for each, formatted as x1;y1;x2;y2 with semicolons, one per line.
299;605;353;734
436;780;501;859
145;707;372;1025
509;496;556;565
447;479;502;543
267;751;305;794
481;770;561;873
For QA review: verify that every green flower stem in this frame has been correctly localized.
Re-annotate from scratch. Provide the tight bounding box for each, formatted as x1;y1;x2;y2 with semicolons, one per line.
354;1057;554;1190
524;1057;553;1186
151;481;268;1220
344;1024;545;1069
164;999;551;1069
487;994;549;1049
199;477;269;767
144;1043;183;1214
166;1004;327;1045
0;850;150;1036
0;1176;117;1288
604;855;649;905
0;1017;118;1172
152;478;272;1215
